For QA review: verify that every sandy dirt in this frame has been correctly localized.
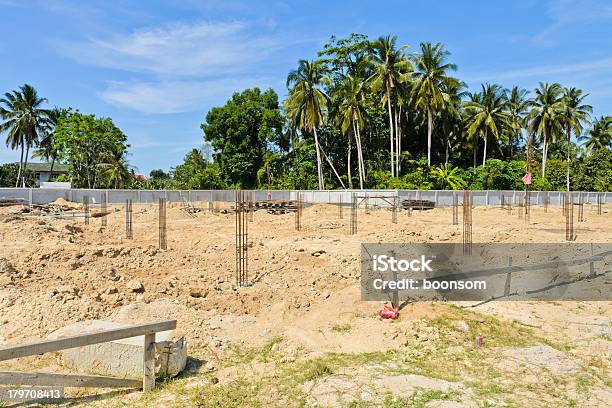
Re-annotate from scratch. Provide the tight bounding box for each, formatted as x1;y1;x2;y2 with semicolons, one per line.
0;200;610;407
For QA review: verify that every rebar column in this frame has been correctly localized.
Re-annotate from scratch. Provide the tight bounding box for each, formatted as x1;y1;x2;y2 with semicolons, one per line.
125;199;133;239
452;191;458;225
235;190;249;287
597;193;603;215
350;192;357;235
159;198;167;250
83;196;90;225
565;192;574;241
463;190;472;255
338;195;343;219
101;191;107;227
578;192;585;222
392;196;398;224
295;192;302;231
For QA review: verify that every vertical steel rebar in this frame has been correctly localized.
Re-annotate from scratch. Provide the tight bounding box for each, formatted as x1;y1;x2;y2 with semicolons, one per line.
392;196;398;224
350;192;357;235
338;195;343;219
524;187;530;223
101;191;107;227
295;192;301;231
159;198;167;250
463;190;472;255
235;190;249;287
565;192;574;241
578;192;585;222
597;193;603;215
83;196;90;225
125;199;133;239
452;191;458;225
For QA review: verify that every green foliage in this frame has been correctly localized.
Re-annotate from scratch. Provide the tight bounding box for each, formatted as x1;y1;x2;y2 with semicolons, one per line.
573;148;612;191
201;88;283;188
171;148;226;190
463;160;526;190
430;163;466;190
54;111;129;188
0;163;35;187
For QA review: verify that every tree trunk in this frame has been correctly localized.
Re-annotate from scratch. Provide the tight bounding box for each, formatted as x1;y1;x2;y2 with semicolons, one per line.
347;124;353;189
386;91;395;177
473;141;477;168
15;142;24;187
313;127;324;190
566;126;571;192
355;120;365;190
396;106;401;176
482;133;487;165
541;129;548;178
23;143;31;187
427;106;433;166
49;154;56;181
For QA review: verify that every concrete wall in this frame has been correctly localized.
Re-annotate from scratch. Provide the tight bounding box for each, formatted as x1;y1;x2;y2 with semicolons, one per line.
0;187;609;207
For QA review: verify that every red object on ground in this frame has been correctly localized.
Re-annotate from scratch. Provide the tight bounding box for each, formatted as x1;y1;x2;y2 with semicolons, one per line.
522;172;532;185
379;305;399;319
476;335;484;346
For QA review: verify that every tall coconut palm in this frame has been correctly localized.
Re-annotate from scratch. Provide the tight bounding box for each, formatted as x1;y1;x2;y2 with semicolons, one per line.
369;35;410;177
411;42;460;166
504;86;531;159
528;82;563;178
286;60;331;190
33;107;66;180
558;88;592;191
578;116;611;154
0;84;49;186
335;73;366;189
464;84;510;165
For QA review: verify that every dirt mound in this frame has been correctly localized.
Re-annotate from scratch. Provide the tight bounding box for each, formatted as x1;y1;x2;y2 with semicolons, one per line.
49;197;79;208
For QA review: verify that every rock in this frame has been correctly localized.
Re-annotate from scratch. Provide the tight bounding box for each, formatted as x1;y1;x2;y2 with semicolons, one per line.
106;287;118;295
189;288;207;298
311;250;326;257
0;258;17;275
126;279;144;293
48;320;187;378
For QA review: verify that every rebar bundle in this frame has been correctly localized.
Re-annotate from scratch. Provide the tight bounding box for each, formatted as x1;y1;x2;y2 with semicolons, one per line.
544;191;549;213
392;196;398;224
524;188;530;223
452;191;459;225
125;199;133;239
101;192;107;227
463;190;472;256
578;192;585;222
248;191;254;222
159;198;167;250
235;190;249;287
83;196;89;225
407;192;412;217
338;195;343;219
597;193;603;215
350;193;357;235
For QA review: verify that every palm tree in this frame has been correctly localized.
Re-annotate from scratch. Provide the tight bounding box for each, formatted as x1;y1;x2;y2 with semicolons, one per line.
0;84;49;186
528;82;563;178
579;116;611;154
98;147;131;189
504;86;531;159
431;163;466;190
286;59;331;190
369;35;410;177
411;42;460;166
558;87;592;191
33;107;66;180
464;84;510;165
336;73;367;189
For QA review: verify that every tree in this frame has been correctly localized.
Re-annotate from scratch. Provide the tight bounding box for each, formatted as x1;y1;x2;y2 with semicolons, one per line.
464;84;510;165
201;88;283;188
528;82;564;178
335;73;367;189
54;112;129;188
33;107;68;180
578;115;611;155
172;148;226;189
431;163;466;189
286;60;331;190
0;84;49;186
504;87;530;159
558;87;591;191
411;42;460;166
370;35;410;177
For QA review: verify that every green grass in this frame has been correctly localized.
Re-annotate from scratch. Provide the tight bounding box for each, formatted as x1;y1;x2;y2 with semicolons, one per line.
331;323;352;333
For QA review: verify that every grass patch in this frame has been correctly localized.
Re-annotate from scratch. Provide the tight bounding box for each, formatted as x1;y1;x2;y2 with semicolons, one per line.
349;390;456;408
194;378;263;408
331;323;352;333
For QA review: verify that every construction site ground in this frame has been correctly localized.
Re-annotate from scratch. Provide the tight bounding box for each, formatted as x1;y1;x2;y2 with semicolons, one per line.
0;201;610;407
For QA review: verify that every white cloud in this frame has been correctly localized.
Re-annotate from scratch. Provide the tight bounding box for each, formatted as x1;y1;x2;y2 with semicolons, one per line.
62;20;283;77
462;57;612;83
99;77;281;114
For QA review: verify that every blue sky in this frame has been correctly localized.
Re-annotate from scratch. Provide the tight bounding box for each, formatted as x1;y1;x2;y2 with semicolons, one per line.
0;0;611;174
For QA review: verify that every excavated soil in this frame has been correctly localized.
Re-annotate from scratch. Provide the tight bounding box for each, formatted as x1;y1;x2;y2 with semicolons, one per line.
0;201;610;407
